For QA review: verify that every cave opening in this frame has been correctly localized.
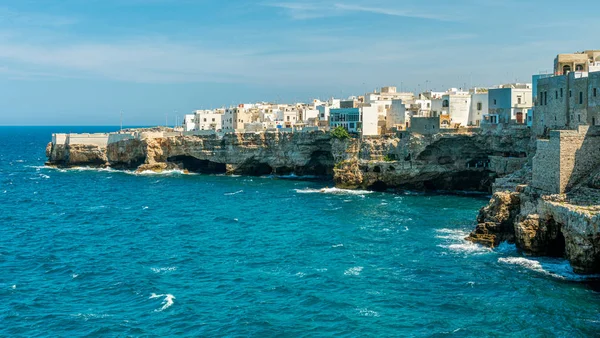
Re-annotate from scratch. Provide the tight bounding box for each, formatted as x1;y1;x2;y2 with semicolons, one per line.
233;159;274;176
547;218;566;257
369;180;388;192
301;150;335;177
166;155;227;174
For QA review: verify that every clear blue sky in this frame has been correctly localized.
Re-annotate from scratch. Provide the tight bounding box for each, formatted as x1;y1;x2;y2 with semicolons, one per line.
0;0;598;125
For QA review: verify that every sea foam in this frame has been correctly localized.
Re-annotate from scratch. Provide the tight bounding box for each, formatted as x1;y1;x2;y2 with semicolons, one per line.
499;257;600;281
150;293;175;312
295;187;373;195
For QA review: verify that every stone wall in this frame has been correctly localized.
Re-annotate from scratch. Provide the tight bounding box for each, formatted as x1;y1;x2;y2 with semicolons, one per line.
410;116;440;135
532;126;600;194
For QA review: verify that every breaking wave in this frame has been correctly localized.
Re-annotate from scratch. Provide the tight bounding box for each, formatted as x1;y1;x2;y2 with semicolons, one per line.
149;293;175;312
498;257;600;281
295;187;373;195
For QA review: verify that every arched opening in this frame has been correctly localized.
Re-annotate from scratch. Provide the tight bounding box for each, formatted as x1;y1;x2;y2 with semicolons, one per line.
562;65;571;74
575;64;584;71
368;180;388;192
166;155;226;174
442;99;449;108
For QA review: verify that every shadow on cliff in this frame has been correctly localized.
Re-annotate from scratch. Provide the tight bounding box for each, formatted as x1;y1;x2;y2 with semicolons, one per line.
167;155;227;174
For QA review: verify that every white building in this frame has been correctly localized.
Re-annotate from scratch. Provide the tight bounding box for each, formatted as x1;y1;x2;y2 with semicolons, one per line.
183;114;196;131
193;109;223;131
469;91;489;126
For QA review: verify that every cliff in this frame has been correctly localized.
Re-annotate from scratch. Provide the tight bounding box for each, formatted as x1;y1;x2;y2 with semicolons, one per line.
47;131;336;176
333;128;533;192
47;128;533;193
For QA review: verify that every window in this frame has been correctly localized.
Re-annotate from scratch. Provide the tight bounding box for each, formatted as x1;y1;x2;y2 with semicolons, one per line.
555;91;558;99
595;88;598;97
518;97;522;104
569;90;572;98
560;88;563;97
493;99;497;105
578;114;581;122
203;118;207;122
442;100;449;107
212;118;215;122
477;102;482;111
579;92;583;104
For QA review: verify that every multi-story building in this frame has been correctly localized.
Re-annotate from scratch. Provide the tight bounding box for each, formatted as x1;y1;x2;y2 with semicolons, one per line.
329;106;378;136
193;109;223;131
554;50;600;75
486;83;532;125
182;114;196;131
535;70;600;135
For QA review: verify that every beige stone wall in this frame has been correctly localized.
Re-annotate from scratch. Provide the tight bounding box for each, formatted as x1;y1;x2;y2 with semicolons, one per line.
532;126;600;193
532;138;561;193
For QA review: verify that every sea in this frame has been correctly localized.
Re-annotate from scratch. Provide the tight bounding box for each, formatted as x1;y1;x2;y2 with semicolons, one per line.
1;126;599;337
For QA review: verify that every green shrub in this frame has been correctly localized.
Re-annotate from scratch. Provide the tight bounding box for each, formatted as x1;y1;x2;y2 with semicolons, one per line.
331;126;350;140
383;154;396;162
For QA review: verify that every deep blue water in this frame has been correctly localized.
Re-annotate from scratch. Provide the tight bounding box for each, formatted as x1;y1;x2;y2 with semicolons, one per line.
1;126;599;337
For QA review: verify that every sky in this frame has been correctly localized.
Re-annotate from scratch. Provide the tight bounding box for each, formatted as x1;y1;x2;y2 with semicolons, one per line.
0;0;599;126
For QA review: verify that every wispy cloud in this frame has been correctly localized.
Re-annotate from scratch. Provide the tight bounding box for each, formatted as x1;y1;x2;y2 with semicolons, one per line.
333;3;454;21
264;1;457;21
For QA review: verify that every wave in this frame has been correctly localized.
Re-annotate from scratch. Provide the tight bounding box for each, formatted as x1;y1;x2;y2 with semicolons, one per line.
331;244;344;248
498;257;600;281
149;293;175;312
224;190;243;196
344;266;363;276
357;308;380;317
70;313;112;321
436;228;492;255
151;267;177;274
295;187;373;195
128;169;195;176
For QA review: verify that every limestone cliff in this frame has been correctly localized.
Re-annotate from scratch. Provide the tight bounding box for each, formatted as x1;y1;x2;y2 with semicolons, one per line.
47;128;533;192
467;166;600;274
48;131;336;176
332;128;533;192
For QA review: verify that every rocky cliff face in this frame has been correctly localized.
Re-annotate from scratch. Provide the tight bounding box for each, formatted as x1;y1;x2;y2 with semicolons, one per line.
48;131;336;177
47;128;533;192
332;128;533;192
467;167;600;274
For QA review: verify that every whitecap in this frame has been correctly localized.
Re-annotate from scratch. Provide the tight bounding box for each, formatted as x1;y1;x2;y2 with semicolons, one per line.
332;244;344;248
151;267;177;273
295;187;373;195
344;266;364;276
12;285;16;289
72;274;79;278
498;257;600;281
224;190;243;196
150;293;175;312
357;308;380;317
131;169;191;176
71;313;112;321
295;272;306;278
436;228;491;255
142;206;149;210
438;242;491;255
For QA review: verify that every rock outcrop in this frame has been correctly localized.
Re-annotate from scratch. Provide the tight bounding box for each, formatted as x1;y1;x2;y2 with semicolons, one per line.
332;128;532;192
467;166;600;274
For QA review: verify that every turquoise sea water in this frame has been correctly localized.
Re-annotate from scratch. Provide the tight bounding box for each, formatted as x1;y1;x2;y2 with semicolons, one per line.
1;126;599;337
